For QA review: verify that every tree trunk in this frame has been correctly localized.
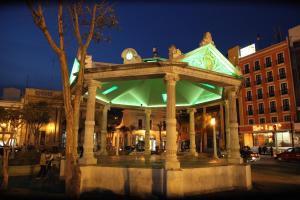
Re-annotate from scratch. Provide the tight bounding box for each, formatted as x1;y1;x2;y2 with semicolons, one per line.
1;147;10;190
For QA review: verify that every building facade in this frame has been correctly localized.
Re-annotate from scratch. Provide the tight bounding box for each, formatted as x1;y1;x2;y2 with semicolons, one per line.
232;39;300;151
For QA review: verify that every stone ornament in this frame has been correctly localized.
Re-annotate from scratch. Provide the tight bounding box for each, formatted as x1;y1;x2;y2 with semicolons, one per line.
168;45;182;60
199;32;215;47
121;48;142;64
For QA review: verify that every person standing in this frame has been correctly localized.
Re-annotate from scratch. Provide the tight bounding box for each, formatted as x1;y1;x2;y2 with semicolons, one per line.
36;149;47;179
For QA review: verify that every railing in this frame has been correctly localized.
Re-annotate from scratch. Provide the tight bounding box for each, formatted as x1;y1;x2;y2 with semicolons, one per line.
268;92;275;97
246;96;252;101
256;80;262;85
254;65;261;71
279;74;287;79
265;62;272;68
282;106;290;111
276;59;285;65
257;94;263;99
280;89;288;95
266;76;274;82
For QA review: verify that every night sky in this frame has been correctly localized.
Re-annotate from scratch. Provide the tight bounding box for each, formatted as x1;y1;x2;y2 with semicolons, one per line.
0;1;300;93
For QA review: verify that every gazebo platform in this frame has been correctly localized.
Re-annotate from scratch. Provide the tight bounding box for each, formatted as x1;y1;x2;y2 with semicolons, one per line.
78;155;252;198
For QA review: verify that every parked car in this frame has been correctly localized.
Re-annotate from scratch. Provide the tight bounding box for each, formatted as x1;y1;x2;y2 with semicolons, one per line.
276;147;300;161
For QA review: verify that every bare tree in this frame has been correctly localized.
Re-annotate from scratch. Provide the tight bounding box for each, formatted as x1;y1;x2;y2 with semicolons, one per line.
28;0;118;196
23;102;50;147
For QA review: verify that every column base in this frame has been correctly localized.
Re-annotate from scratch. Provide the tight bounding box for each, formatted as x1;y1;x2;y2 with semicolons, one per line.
79;154;97;165
189;150;198;157
227;157;243;164
165;159;180;170
99;150;108;156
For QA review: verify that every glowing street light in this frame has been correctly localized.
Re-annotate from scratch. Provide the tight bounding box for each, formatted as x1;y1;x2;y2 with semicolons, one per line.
210;117;218;159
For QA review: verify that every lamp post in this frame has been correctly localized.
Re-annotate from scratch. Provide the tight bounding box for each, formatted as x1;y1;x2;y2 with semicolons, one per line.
210;118;219;159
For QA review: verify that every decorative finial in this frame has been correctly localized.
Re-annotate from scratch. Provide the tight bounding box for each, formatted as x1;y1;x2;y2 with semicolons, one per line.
200;32;215;47
168;44;182;60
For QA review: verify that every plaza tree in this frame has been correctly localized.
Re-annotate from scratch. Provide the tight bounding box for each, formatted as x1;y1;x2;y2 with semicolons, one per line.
23;101;50;148
0;107;24;190
28;0;118;196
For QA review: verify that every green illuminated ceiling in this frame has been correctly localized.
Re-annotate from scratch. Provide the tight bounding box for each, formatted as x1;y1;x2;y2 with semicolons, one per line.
95;78;223;107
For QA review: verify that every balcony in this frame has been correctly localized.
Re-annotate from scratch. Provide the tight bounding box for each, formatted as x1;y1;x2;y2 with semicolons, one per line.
254;65;261;71
246;96;252;101
268;92;275;97
276;59;284;65
258;109;264;114
247;110;254;115
257;93;263;99
281;89;288;95
282;106;290;111
266;76;274;82
256;80;262;85
270;107;277;113
245;82;251;87
279;73;287;79
265;62;272;68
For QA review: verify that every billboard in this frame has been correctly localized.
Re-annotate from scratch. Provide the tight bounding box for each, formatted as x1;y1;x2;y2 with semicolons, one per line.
240;44;256;58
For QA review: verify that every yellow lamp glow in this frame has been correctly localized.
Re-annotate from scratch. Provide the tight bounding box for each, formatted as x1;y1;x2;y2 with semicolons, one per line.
210;118;216;126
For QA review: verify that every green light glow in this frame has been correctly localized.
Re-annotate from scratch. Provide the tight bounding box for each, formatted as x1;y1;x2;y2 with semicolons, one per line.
181;43;240;77
102;86;118;95
94;79;223;108
69;58;80;84
162;93;167;102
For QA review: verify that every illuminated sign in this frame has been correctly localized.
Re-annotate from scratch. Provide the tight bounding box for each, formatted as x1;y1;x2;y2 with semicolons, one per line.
252;123;282;132
240;44;256;58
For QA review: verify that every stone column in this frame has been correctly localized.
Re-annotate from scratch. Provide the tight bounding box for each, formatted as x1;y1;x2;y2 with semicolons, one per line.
80;80;99;165
226;87;243;164
188;108;197;156
224;100;231;158
220;103;225;149
144;109;151;156
203;107;207;152
164;73;180;170
100;104;110;156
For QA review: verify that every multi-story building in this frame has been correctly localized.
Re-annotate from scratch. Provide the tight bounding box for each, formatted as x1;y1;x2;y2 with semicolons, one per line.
229;36;300;152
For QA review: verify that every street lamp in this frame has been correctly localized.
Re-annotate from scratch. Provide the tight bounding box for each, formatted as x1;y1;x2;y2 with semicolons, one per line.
210;118;218;159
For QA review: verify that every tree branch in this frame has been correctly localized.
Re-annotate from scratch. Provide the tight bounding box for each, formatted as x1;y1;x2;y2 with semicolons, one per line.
58;0;64;50
72;4;83;46
84;4;97;49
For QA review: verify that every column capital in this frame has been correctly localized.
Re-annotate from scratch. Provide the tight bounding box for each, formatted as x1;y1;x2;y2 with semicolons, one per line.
224;86;239;100
102;104;110;112
86;79;101;89
187;108;196;114
144;108;151;116
164;73;179;84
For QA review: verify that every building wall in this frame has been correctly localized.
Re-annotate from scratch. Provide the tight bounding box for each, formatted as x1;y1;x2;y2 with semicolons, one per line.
237;40;297;148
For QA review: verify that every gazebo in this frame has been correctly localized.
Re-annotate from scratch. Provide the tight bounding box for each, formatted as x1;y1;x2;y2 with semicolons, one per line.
72;33;252;198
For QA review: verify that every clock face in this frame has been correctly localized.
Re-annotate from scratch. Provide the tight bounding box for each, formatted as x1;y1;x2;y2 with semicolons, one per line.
126;51;133;60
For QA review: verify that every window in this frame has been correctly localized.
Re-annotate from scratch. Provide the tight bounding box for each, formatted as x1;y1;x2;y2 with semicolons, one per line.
265;57;272;67
255;74;262;85
258;103;264;114
267;71;273;82
279;68;286;79
259;118;265;124
248;119;254;125
257;88;263;99
246;90;252;101
244;64;250;74
254;60;260;70
247;105;253;115
245;77;251;87
284;115;291;122
270;101;276;113
163;121;166;131
280;83;288;95
283;99;290;111
268;85;275;97
277;52;284;64
138;119;143;129
271;117;278;123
